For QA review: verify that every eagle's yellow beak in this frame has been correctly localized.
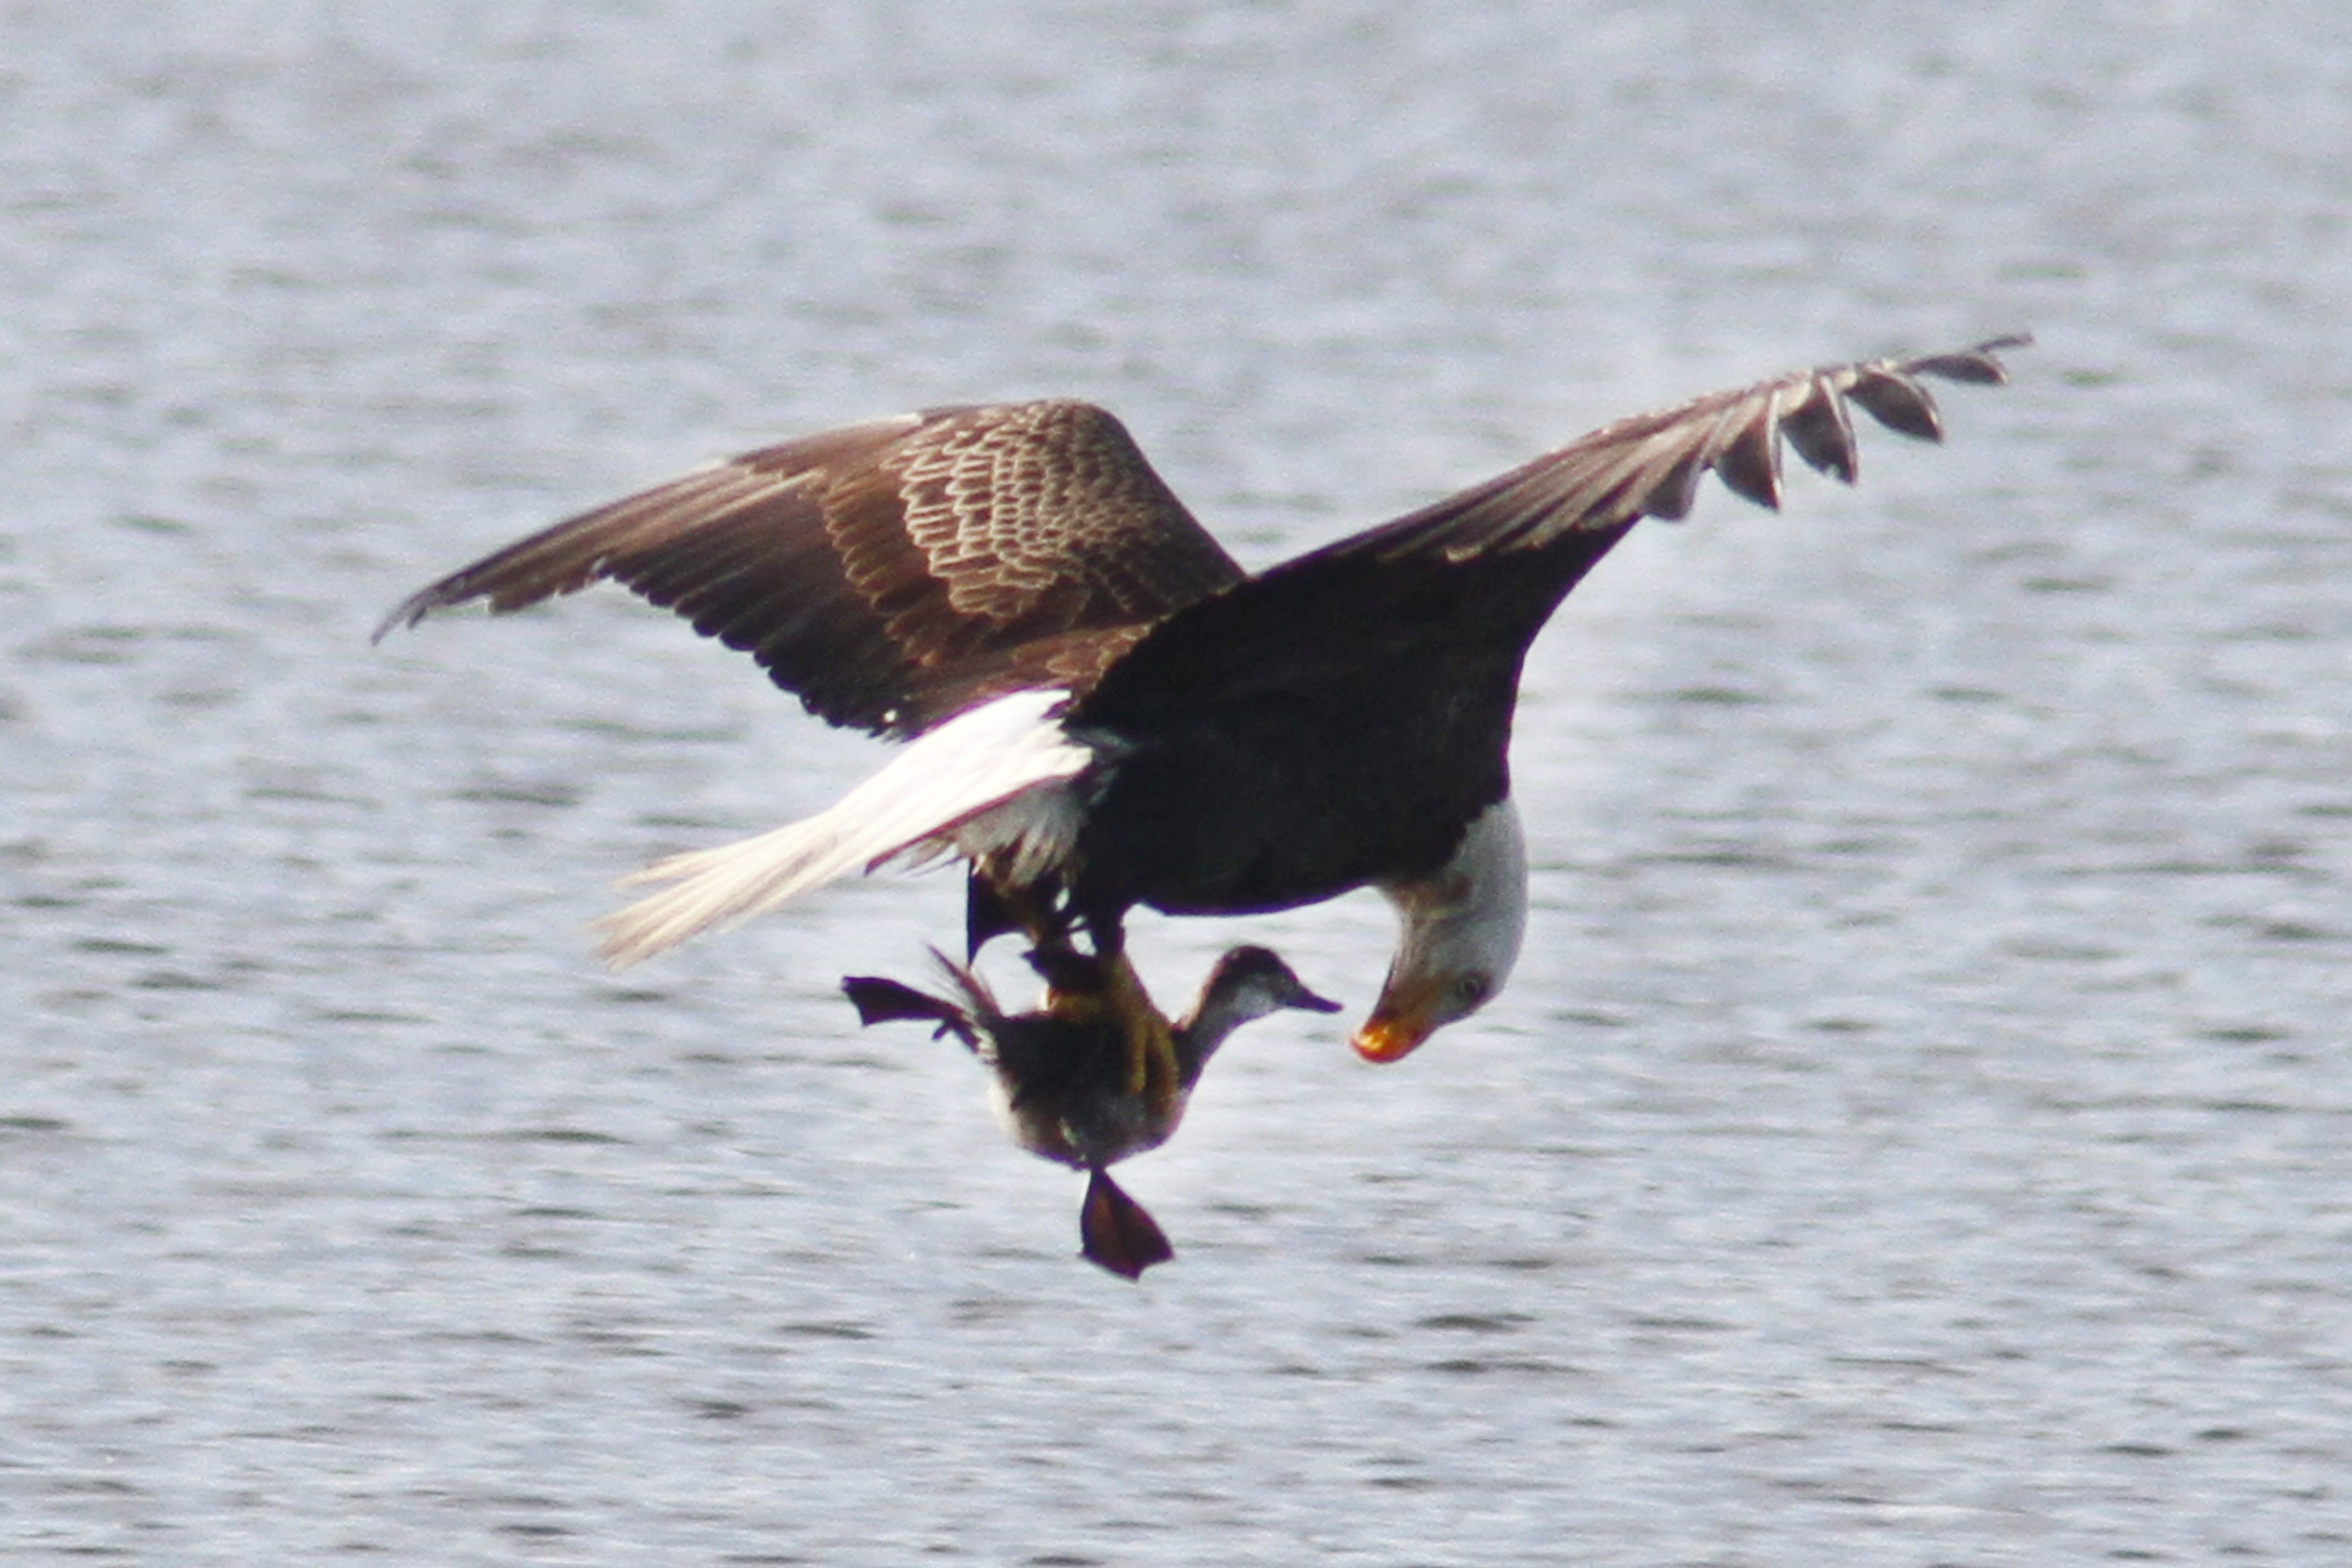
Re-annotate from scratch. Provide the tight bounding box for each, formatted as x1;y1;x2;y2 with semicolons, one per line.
1349;979;1445;1063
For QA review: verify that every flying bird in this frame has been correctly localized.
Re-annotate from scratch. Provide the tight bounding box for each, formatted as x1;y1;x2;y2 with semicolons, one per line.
843;944;1341;1278
379;334;2025;1067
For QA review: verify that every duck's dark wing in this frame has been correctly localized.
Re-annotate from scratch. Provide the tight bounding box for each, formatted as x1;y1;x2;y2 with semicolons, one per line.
1078;336;2027;730
376;400;1246;738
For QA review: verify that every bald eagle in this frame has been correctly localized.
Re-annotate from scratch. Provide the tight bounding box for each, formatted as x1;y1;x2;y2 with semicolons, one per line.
379;334;2024;1060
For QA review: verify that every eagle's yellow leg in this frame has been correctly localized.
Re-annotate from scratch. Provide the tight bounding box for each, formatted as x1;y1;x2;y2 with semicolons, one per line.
1101;948;1181;1113
1039;945;1181;1114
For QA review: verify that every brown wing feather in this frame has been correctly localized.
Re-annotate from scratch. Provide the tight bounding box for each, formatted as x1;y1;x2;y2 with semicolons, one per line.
1309;333;2029;569
376;401;1245;737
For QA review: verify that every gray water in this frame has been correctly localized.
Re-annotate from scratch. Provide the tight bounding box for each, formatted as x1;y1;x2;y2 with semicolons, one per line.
6;2;2351;1563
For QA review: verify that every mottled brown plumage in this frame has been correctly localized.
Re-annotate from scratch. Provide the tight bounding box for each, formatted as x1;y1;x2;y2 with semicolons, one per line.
378;401;1243;737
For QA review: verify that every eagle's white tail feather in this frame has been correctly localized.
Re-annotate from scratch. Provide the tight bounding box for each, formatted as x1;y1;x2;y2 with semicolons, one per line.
593;690;1090;967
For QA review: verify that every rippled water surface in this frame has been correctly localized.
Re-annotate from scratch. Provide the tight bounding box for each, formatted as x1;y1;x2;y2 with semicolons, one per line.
7;2;2352;1563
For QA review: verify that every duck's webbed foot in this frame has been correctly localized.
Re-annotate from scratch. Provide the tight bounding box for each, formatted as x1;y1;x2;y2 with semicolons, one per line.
1080;1167;1174;1279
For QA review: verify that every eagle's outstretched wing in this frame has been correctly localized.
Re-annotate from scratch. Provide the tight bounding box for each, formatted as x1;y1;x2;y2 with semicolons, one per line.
377;400;1246;737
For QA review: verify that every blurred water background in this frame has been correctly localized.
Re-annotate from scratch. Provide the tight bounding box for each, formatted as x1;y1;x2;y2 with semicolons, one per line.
6;1;2351;1563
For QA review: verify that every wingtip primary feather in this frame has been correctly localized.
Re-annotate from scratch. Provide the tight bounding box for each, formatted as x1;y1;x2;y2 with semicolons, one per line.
369;589;436;645
1664;332;2033;517
1906;332;2032;386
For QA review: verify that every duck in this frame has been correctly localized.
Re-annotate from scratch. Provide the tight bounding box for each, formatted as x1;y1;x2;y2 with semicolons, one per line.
379;335;2024;1076
843;944;1340;1278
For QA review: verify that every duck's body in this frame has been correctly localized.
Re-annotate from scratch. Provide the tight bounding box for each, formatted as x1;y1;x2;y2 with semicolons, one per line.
382;336;2022;1061
844;945;1339;1277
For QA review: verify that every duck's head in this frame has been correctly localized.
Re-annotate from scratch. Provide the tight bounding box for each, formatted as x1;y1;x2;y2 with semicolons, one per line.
1181;945;1342;1062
